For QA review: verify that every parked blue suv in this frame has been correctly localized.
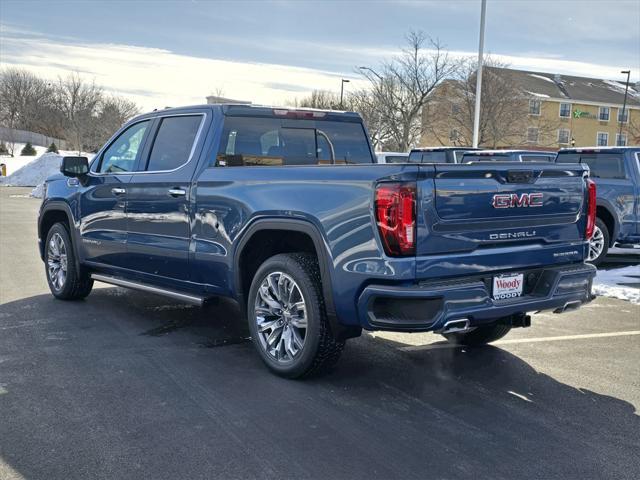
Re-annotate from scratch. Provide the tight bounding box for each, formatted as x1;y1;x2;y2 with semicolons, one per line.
556;147;640;264
39;104;596;377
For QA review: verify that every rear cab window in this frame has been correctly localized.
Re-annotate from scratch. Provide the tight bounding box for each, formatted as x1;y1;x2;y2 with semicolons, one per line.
462;154;511;162
556;152;627;179
408;151;449;163
216;116;373;166
521;155;554;162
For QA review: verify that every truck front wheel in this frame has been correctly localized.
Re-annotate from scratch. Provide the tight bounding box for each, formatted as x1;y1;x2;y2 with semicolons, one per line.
45;223;93;300
443;323;511;346
247;253;344;378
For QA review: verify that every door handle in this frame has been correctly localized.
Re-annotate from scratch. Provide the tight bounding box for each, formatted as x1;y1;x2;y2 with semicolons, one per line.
168;188;186;197
111;187;126;195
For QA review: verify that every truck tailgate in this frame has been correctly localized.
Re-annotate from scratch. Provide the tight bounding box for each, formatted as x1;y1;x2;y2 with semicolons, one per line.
415;163;589;277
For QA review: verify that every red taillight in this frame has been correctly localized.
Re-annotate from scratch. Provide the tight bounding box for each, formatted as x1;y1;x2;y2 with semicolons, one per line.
375;183;416;256
585;179;597;239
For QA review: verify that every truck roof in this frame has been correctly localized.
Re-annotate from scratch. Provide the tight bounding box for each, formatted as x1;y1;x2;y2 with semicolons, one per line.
411;146;479;152
132;103;363;123
558;146;640;153
463;149;556;156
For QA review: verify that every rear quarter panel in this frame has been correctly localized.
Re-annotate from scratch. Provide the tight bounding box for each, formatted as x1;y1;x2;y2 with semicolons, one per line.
193;164;419;325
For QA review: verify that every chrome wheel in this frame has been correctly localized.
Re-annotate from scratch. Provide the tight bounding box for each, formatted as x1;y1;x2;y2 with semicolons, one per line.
47;232;68;291
587;225;605;261
254;271;307;363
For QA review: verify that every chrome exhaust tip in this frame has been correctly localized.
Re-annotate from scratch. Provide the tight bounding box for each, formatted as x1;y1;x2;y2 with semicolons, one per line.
553;300;582;314
437;318;472;334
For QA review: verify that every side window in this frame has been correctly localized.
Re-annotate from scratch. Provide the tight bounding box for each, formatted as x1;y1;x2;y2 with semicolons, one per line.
98;121;150;173
146;115;202;171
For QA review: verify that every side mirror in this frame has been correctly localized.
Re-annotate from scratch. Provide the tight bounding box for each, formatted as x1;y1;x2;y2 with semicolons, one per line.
60;156;89;177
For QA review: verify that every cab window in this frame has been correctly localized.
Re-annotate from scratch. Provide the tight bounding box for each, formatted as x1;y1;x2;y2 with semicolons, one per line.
145;115;202;171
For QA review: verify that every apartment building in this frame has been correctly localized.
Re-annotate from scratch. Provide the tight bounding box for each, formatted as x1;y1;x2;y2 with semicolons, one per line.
421;67;640;148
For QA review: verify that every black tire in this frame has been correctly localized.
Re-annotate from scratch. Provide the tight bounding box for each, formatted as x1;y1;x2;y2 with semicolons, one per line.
44;223;93;300
587;217;610;266
247;253;344;378
443;323;511;346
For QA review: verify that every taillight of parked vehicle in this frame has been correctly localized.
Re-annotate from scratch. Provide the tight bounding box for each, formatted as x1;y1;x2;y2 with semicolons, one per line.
375;182;416;256
585;179;597;240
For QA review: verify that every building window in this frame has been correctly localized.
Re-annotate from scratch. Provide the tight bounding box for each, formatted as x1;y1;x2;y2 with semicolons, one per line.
616;133;627;146
527;127;539;143
596;132;609;146
617;109;629;123
559;103;571;118
598;106;610;121
529;99;541;116
449;129;459;141
558;128;570;144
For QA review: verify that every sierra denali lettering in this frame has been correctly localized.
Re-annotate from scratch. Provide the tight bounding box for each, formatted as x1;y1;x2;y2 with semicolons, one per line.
37;103;596;378
492;192;544;208
489;231;536;240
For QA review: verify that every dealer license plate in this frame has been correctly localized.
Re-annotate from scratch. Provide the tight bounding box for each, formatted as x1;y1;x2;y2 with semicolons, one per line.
492;273;524;300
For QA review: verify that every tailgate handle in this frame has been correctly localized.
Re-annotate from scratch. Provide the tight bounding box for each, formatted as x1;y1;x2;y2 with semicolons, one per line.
507;170;533;183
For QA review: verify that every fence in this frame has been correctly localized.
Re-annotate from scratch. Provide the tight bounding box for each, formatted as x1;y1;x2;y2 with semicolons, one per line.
0;126;68;150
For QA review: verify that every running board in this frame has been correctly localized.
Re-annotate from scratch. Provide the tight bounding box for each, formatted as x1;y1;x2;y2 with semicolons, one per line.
91;274;205;306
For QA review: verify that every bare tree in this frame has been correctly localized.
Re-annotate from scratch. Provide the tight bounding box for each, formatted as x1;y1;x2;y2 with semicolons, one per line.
423;59;559;148
297;90;340;109
360;31;457;151
626;115;640;145
55;73;103;154
0;67;141;153
0;68;45;154
87;95;140;151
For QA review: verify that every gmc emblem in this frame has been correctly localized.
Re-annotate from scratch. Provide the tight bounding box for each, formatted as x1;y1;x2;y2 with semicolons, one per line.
492;193;543;208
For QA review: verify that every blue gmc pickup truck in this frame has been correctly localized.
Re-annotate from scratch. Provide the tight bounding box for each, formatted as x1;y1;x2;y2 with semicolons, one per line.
556;147;640;264
39;104;597;378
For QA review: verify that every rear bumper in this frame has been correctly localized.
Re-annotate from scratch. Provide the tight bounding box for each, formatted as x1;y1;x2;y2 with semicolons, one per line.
357;263;596;332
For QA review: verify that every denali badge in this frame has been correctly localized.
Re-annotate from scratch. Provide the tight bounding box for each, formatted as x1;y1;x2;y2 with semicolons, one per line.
492;192;543;208
489;231;536;240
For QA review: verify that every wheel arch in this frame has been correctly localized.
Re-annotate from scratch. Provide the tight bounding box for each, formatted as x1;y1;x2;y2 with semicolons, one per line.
39;201;82;271
595;200;618;247
232;218;359;340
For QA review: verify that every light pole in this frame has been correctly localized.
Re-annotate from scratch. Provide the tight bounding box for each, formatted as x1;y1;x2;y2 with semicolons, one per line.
472;0;487;148
340;79;350;109
359;66;383;81
618;70;631;145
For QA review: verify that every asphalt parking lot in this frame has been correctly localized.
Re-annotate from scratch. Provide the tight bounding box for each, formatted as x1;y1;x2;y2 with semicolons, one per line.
1;187;639;480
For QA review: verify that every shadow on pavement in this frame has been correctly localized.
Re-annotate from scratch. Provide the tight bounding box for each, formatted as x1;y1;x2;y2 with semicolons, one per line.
1;288;639;479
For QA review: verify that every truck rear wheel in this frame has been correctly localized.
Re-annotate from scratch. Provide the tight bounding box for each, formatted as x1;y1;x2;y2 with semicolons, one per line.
443;323;511;346
45;223;93;300
247;253;344;378
586;218;609;266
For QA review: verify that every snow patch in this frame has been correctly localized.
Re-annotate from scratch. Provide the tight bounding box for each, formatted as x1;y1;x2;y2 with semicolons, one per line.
526;90;550;98
1;153;64;188
1;147;94;196
593;265;640;304
529;73;555;83
602;79;638;97
0;143;49;176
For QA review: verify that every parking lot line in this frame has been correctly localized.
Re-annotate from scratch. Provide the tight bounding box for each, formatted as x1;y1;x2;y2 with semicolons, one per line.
399;330;640;351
